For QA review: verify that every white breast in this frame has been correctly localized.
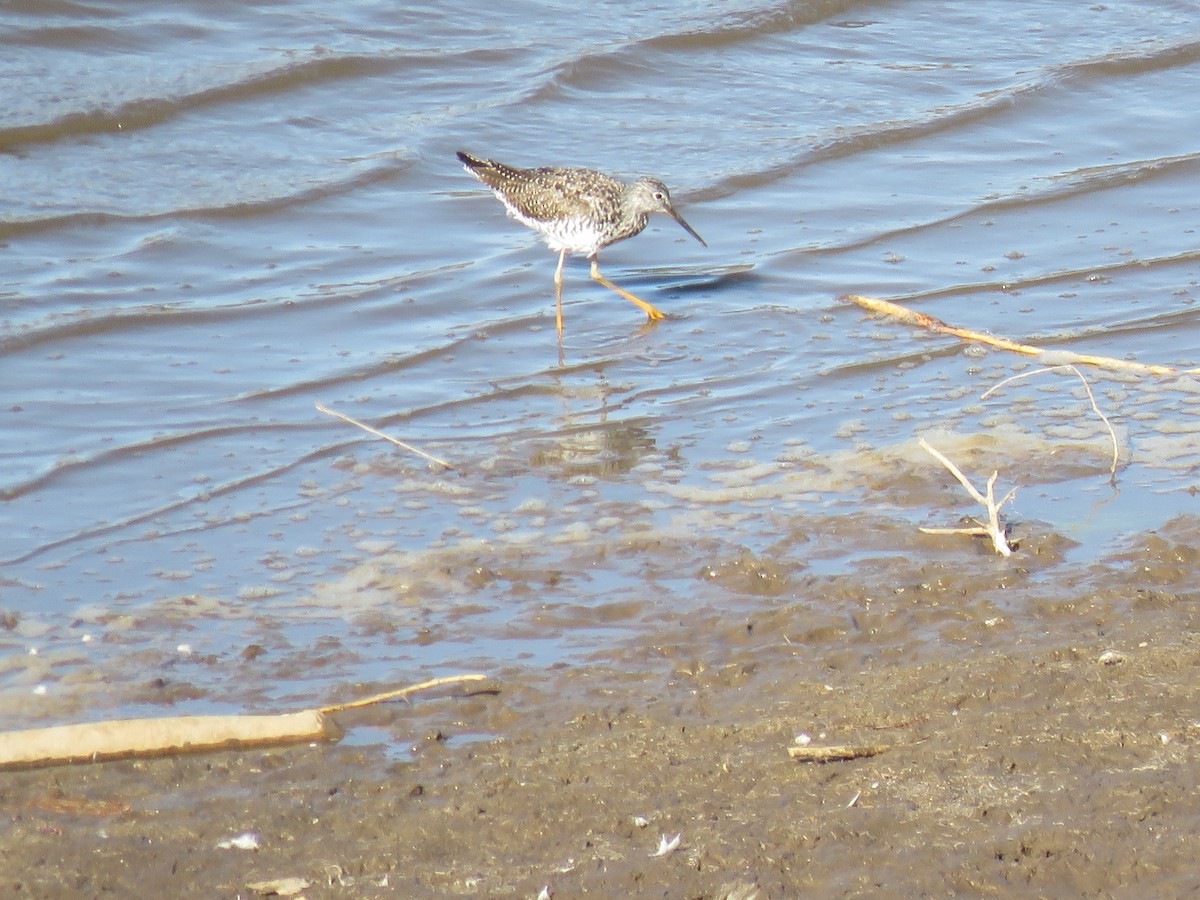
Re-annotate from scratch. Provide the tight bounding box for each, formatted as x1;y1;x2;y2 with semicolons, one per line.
505;206;609;257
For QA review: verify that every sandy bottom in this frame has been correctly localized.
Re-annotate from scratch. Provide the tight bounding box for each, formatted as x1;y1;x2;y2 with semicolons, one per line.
6;515;1200;898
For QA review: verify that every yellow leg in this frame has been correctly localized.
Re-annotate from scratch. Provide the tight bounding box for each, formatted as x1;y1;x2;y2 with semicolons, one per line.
589;258;666;322
553;249;567;335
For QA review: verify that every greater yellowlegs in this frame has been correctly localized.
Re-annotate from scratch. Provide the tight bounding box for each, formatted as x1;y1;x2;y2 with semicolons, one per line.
457;150;705;333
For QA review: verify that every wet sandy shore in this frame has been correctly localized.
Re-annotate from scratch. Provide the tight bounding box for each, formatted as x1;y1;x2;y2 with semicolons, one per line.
6;515;1200;898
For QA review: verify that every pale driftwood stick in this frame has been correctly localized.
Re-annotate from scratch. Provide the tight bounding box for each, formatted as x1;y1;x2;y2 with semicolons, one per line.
320;673;489;713
0;710;341;772
982;365;1120;478
0;673;490;772
919;438;1014;556
788;744;888;762
315;402;454;470
842;294;1190;376
247;878;310;897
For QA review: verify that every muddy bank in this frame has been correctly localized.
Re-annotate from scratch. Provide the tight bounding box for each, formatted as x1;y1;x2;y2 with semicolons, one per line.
5;517;1200;898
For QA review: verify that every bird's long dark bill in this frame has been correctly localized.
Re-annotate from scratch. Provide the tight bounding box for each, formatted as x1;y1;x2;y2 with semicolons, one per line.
669;208;707;247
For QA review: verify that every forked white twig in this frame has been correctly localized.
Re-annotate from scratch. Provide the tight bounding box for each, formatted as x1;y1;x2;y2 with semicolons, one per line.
651;833;682;858
919;438;1015;557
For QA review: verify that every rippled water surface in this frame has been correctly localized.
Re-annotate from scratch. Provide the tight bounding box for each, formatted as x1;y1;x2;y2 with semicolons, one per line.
4;0;1200;720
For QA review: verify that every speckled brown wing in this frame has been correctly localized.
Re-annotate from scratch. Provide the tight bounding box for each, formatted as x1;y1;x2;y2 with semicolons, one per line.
458;152;622;229
499;167;622;228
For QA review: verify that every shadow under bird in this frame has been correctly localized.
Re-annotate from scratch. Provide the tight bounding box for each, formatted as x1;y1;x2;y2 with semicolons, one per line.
457;150;705;333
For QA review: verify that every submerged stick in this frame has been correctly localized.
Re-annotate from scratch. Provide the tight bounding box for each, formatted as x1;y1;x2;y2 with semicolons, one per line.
316;402;454;470
842;294;1189;376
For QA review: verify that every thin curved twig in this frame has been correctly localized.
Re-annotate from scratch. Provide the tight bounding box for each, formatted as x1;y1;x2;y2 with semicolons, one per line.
982;365;1120;480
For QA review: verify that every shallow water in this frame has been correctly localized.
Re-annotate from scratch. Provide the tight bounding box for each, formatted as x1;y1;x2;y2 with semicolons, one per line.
3;0;1200;721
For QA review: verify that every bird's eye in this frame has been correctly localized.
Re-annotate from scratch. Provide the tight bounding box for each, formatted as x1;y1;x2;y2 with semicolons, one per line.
654;192;665;201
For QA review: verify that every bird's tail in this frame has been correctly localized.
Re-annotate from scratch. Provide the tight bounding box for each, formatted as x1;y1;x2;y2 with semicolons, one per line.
456;150;526;186
456;150;488;172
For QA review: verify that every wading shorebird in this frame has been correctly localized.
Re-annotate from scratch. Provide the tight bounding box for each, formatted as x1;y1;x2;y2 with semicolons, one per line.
457;150;705;334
